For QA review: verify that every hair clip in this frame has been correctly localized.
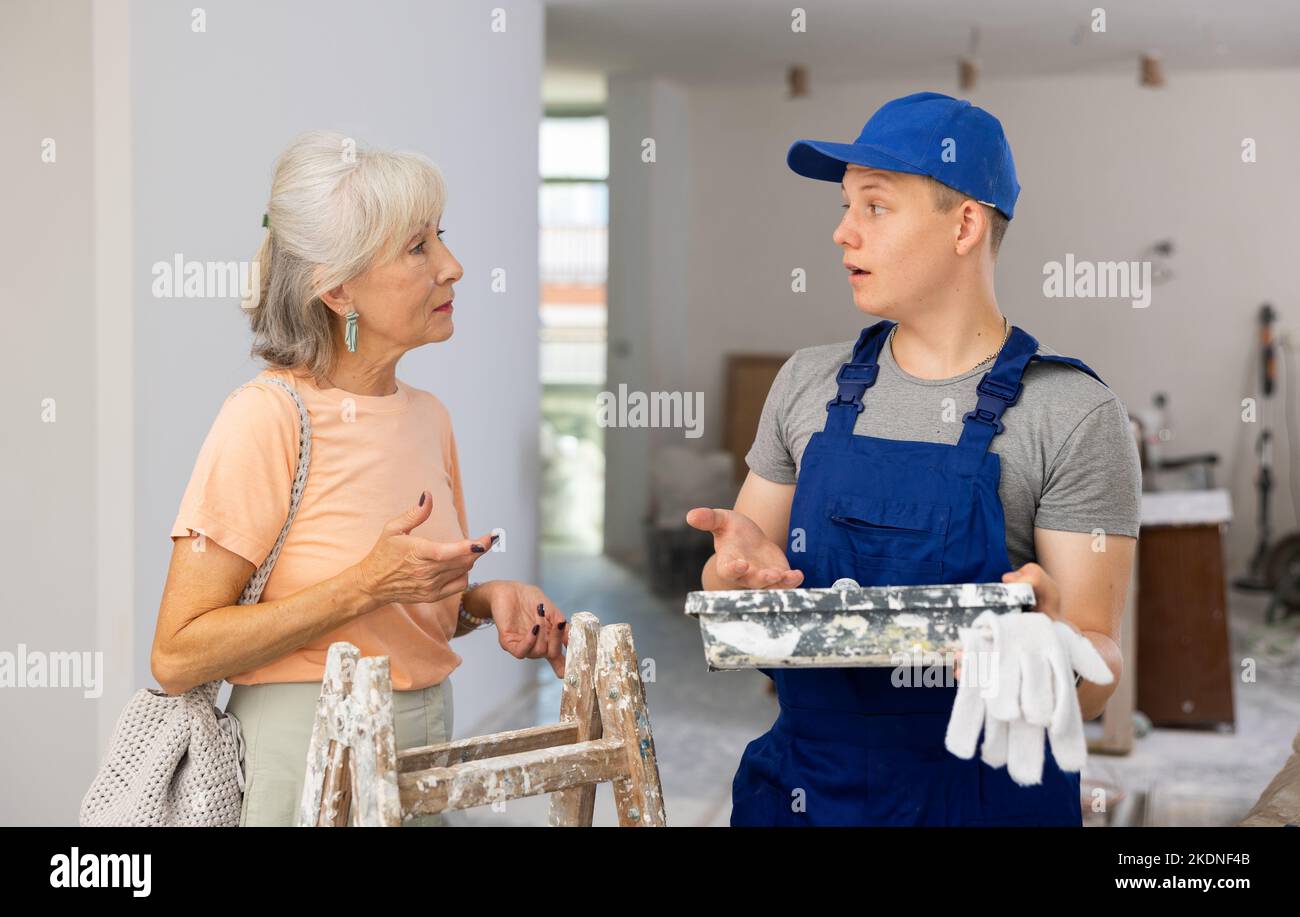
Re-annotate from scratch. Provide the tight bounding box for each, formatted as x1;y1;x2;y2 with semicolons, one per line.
262;212;269;229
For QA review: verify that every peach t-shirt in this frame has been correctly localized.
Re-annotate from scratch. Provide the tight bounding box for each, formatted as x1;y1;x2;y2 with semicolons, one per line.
169;366;468;690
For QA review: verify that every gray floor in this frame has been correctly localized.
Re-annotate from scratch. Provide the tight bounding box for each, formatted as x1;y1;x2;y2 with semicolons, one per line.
1081;589;1300;826
448;552;1300;827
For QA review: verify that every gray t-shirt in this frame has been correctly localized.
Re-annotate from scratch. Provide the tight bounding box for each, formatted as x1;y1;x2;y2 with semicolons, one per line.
745;330;1142;570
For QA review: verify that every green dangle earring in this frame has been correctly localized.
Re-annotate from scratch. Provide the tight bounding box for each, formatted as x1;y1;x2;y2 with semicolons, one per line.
344;309;359;352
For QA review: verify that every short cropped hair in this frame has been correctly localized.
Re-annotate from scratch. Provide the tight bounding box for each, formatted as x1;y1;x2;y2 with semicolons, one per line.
924;175;1008;258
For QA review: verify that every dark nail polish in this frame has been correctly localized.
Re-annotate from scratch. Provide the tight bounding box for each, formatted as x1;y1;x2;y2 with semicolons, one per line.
490;533;500;543
470;544;485;553
532;624;540;636
558;621;566;630
418;492;426;507
537;603;545;616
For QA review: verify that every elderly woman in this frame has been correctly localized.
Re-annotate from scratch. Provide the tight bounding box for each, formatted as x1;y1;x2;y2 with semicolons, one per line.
152;131;567;827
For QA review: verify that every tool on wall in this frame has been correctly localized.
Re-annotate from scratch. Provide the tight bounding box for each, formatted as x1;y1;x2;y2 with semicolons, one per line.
1236;304;1279;592
1232;303;1300;621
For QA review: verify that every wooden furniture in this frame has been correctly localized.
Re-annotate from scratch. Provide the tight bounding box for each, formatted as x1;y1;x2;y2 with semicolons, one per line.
1134;490;1236;730
722;353;790;483
296;612;667;826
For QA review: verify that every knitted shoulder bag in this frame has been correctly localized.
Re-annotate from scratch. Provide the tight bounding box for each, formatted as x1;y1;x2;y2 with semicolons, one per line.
79;375;312;827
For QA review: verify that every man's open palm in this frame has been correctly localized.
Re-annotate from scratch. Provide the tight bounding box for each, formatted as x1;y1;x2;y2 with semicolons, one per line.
686;507;804;589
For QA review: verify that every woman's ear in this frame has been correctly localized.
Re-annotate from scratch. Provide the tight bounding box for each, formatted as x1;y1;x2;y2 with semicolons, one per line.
319;283;351;312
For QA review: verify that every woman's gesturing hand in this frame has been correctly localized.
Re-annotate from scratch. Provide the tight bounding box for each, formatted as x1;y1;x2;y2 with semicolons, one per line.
464;580;569;678
354;491;494;606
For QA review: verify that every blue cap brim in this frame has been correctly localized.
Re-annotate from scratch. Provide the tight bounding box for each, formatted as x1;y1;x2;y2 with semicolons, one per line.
787;139;928;183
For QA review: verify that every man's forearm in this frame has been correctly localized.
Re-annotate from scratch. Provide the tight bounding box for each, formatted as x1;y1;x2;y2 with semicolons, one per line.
1077;630;1122;720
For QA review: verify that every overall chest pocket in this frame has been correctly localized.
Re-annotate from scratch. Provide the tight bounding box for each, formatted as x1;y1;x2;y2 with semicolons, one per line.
823;495;949;577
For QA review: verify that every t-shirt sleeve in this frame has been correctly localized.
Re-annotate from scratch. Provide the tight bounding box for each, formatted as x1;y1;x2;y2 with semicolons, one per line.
1034;395;1142;538
744;353;799;485
169;381;298;567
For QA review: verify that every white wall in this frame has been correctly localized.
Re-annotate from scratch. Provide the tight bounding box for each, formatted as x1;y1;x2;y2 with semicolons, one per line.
603;76;691;563
1;0;544;825
0;0;99;828
130;0;543;733
606;67;1300;570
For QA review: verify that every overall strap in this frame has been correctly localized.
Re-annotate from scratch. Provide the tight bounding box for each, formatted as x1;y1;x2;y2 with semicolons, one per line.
1030;354;1105;385
823;320;894;435
954;326;1108;470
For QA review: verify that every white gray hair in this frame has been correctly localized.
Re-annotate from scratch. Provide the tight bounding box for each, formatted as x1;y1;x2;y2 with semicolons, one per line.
242;130;448;379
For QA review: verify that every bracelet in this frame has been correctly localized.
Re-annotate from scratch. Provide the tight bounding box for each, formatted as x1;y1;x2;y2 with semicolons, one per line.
458;582;493;630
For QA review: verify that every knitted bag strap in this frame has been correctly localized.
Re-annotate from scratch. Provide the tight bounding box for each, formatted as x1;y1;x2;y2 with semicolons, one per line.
236;376;312;604
195;375;312;706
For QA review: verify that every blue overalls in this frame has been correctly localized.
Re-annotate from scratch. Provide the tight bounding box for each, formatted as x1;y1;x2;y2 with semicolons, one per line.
730;319;1106;827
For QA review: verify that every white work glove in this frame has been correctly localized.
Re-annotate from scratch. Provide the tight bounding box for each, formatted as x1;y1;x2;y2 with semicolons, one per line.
943;610;1114;786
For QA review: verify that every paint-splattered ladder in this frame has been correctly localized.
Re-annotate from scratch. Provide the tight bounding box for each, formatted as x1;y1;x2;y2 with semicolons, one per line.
295;612;667;826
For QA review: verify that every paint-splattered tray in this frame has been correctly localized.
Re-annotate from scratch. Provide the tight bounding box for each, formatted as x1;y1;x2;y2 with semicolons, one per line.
684;582;1036;670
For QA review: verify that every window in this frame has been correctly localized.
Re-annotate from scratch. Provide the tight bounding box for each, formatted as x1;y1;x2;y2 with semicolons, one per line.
539;115;607;553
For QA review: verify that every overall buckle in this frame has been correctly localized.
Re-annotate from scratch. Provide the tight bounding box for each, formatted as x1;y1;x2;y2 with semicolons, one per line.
826;362;876;413
836;362;879;386
826;394;865;413
975;374;1023;405
962;373;1022;434
961;406;1005;434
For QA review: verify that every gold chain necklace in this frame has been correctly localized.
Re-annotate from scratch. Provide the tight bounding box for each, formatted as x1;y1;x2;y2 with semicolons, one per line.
888;315;1009;375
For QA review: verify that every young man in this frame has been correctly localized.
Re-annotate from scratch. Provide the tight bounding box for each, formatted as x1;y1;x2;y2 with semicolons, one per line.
687;91;1141;826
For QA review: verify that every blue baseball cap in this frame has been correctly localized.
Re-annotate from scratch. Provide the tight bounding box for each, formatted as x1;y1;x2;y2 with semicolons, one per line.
787;91;1020;219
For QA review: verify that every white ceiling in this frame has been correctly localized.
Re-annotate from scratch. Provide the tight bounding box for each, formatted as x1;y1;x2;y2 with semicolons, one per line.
545;0;1300;92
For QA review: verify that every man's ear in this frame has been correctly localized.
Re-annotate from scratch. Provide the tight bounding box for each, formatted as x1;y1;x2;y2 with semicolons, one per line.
953;200;987;257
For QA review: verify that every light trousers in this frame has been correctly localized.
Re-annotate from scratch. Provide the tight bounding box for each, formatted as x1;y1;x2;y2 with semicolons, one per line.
225;677;454;826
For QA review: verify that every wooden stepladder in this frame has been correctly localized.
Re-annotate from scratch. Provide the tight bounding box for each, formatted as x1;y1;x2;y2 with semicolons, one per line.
296;612;666;826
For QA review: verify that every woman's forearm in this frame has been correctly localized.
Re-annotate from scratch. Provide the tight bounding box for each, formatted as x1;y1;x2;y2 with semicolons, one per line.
452;581;496;637
156;565;379;694
451;589;479;638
